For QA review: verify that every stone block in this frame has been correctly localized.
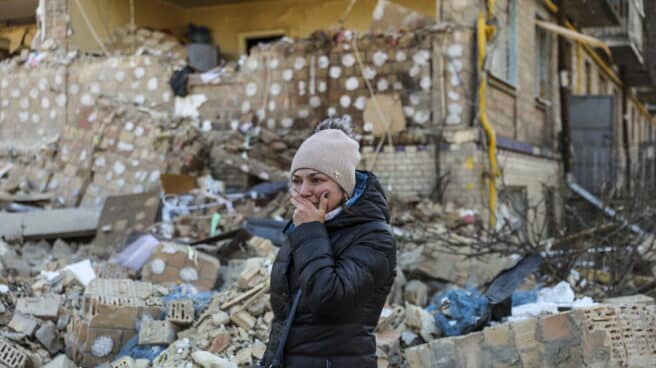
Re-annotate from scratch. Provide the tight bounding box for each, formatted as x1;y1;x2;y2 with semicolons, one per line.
453;333;483;368
36;321;61;353
16;295;61;319
138;320;177;345
483;324;512;348
43;354;77;368
237;257;265;289
539;313;575;342
404;280;429;307
406;339;461;368
575;309;611;367
9;312;39;335
481;323;520;368
539;313;584;367
510;318;541;367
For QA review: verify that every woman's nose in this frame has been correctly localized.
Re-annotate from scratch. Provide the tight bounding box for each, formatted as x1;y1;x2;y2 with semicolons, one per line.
299;183;313;197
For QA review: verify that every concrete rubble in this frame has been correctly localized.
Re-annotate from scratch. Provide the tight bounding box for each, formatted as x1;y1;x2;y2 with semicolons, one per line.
0;4;654;368
0;195;653;367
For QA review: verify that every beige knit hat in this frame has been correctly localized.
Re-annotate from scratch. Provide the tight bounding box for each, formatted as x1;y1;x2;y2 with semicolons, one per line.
290;129;361;196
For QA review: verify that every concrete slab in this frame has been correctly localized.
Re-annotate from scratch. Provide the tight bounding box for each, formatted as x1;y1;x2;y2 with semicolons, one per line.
0;208;100;240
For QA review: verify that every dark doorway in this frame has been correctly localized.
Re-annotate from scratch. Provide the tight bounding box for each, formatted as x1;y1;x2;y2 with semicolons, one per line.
245;34;284;54
569;95;615;194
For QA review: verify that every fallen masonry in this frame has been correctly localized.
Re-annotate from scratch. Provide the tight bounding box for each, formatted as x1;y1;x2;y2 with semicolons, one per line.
0;338;28;368
404;298;656;368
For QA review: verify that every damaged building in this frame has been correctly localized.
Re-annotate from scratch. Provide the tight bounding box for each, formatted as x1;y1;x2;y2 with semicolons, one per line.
0;0;655;367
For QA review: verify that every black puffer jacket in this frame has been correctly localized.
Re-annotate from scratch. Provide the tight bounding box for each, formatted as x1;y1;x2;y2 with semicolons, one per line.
263;172;396;368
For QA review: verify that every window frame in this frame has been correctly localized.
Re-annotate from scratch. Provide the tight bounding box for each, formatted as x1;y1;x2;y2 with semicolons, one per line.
488;0;518;87
534;17;553;101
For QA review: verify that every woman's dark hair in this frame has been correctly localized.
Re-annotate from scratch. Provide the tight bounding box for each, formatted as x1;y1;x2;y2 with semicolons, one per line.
315;116;354;138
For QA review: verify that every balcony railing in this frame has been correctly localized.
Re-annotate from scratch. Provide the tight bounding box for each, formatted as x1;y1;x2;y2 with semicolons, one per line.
563;0;625;27
587;0;647;85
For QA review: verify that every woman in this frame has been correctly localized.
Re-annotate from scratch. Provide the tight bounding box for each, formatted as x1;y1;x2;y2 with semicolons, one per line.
261;118;397;368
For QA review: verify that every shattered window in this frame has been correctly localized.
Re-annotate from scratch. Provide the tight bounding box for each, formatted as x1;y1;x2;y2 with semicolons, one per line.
497;186;528;239
535;24;551;100
489;0;518;86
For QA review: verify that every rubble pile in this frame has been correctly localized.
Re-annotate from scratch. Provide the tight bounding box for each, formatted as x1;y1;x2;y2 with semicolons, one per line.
189;23;459;136
391;199;518;290
1;186;656;367
104;25;187;64
0;233;279;368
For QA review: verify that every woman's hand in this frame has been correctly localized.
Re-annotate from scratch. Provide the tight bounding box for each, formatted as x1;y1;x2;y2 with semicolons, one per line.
291;190;329;226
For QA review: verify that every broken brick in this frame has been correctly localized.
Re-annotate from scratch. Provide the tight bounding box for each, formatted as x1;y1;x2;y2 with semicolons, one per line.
0;338;27;368
167;299;194;326
138;320;177;345
208;331;231;354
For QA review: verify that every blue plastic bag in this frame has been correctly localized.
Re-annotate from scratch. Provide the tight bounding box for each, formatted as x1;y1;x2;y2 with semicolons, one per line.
511;288;538;307
427;287;490;337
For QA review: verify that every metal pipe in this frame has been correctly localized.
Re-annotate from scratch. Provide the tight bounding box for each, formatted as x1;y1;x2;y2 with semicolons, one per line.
557;3;572;174
621;70;632;195
476;5;501;228
566;175;645;236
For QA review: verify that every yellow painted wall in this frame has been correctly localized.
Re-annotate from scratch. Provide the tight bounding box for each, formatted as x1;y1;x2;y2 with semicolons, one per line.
69;0;436;57
183;0;436;59
69;0;184;51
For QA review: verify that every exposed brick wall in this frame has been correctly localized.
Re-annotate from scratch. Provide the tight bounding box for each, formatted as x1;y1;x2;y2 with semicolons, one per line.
361;145;437;198
0;54;177;207
486;80;516;138
191;31;454;132
438;142;485;210
497;148;562;233
480;0;560;149
41;0;69;50
439;142;561;228
0;65;67;150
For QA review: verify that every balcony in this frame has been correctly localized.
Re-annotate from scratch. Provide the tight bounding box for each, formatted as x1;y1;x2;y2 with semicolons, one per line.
587;0;646;85
563;0;624;27
635;86;656;107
